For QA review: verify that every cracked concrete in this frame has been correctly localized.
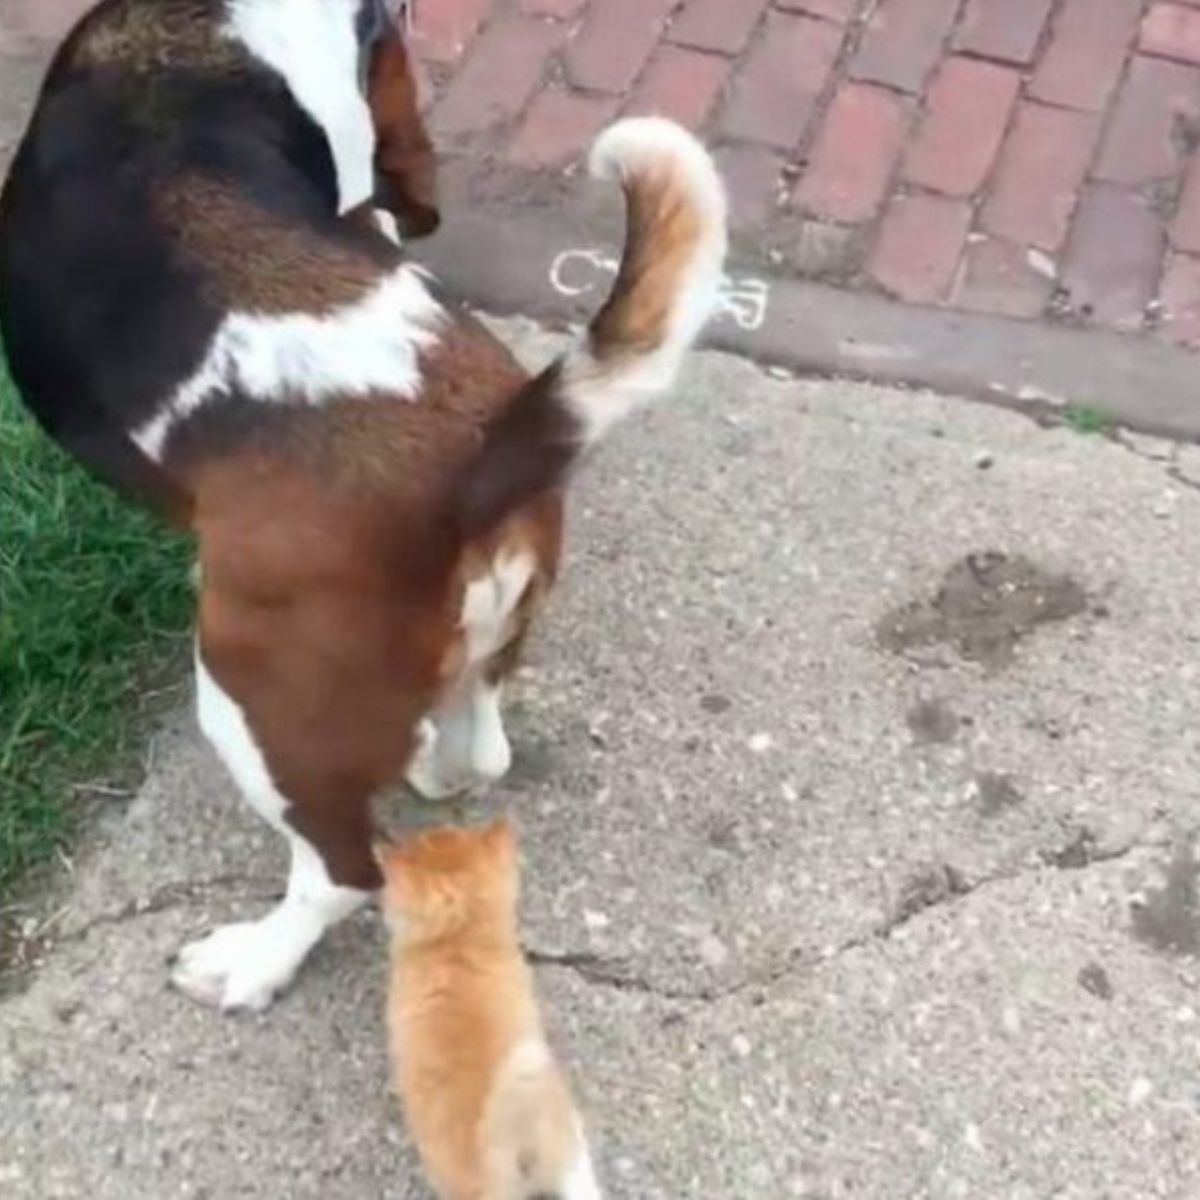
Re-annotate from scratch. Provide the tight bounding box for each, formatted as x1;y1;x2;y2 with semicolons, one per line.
3;323;1200;1198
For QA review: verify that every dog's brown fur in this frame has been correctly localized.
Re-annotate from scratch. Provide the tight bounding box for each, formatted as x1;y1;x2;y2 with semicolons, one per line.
378;822;591;1200
180;313;564;889
368;22;440;238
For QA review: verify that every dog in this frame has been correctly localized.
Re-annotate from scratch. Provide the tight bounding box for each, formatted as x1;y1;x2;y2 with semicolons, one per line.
378;821;601;1200
0;0;728;1011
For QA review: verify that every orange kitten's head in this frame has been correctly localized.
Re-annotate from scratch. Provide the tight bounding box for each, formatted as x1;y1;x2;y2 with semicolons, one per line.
375;820;519;944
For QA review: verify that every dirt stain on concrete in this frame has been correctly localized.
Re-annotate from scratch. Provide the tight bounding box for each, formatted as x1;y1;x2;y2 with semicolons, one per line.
1132;840;1200;957
906;698;958;744
505;741;559;791
975;771;1024;817
1077;961;1115;1000
1041;826;1099;869
893;864;968;925
877;552;1088;670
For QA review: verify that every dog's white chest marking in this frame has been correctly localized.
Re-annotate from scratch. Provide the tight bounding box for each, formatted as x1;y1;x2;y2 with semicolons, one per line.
132;267;442;459
223;0;376;214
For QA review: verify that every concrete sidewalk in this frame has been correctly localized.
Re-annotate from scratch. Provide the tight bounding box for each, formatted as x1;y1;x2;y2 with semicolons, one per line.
3;321;1200;1198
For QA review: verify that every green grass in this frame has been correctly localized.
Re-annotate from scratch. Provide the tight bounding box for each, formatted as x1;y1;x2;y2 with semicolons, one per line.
1062;404;1112;436
0;356;193;897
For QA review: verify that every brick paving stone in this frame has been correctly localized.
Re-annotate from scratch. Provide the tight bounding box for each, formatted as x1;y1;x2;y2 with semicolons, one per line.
669;0;770;55
1029;0;1142;112
952;236;1055;319
851;0;960;94
564;0;677;93
981;102;1099;253
776;0;862;19
432;16;562;136
1141;3;1200;65
956;0;1054;66
411;0;492;66
520;0;587;17
1171;151;1200;251
903;57;1020;197
868;192;971;303
795;82;908;223
626;45;731;130
507;88;617;166
719;11;844;148
1158;251;1200;345
1061;183;1164;329
1094;54;1200;184
713;144;786;229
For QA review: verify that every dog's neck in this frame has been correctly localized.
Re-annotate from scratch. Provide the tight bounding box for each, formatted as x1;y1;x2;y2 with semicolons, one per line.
222;0;378;214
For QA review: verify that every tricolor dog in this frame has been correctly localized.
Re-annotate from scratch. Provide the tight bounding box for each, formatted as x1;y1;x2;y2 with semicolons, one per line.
0;0;728;1011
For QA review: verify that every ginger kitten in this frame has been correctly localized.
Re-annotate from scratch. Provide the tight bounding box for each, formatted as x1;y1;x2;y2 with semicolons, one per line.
377;821;601;1200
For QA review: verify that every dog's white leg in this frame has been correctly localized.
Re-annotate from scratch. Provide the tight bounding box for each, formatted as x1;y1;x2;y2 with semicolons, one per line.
404;682;512;800
172;652;369;1011
172;832;366;1011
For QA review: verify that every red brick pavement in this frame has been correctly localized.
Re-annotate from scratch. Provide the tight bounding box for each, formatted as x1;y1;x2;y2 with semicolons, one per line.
417;0;1200;350
8;0;1200;350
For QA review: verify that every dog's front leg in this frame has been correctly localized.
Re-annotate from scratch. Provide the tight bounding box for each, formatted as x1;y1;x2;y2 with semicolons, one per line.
170;654;376;1012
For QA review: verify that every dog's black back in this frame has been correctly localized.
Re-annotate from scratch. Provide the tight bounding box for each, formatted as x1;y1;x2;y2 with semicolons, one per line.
0;0;343;512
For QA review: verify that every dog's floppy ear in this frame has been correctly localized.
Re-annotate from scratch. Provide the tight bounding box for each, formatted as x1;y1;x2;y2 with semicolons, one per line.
383;0;413;26
358;0;411;49
365;20;440;238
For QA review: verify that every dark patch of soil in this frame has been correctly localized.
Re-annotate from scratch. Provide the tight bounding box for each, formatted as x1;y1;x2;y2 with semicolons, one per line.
1132;840;1200;957
905;697;959;744
877;551;1088;670
1041;826;1100;869
1078;961;1115;1000
893;864;969;925
975;771;1024;817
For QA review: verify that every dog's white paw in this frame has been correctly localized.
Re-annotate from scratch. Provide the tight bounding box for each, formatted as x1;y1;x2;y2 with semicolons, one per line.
170;920;300;1012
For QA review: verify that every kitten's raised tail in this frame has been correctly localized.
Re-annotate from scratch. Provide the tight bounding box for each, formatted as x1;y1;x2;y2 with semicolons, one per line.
455;117;728;536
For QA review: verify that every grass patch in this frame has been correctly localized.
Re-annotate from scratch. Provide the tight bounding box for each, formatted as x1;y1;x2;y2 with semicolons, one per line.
0;355;193;897
1062;404;1112;436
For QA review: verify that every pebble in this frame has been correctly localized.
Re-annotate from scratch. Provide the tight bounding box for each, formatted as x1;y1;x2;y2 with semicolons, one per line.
698;933;730;968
